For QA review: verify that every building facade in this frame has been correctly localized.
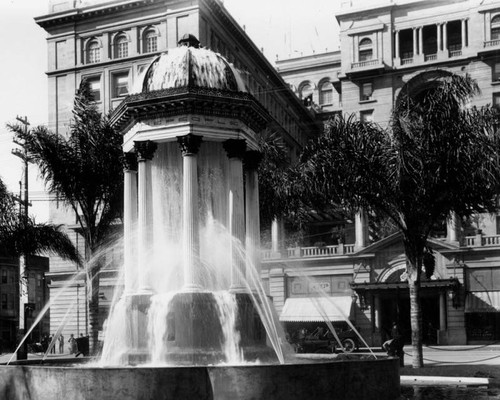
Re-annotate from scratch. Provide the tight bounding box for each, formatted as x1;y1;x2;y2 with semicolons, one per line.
266;0;500;346
0;256;49;351
35;0;318;341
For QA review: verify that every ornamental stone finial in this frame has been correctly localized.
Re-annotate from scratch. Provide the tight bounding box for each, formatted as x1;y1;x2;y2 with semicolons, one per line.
134;140;158;161
223;139;247;159
177;134;203;156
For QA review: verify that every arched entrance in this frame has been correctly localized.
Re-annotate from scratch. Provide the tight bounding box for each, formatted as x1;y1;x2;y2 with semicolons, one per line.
378;263;440;345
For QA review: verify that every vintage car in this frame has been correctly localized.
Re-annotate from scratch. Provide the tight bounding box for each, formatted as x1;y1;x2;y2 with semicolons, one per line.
291;326;360;354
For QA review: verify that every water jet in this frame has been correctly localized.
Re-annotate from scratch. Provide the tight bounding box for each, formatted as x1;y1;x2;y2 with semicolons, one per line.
0;36;400;400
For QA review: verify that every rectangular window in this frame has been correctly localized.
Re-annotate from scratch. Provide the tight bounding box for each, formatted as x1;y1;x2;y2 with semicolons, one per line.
117;41;128;59
1;270;6;284
147;35;157;53
360;110;373;123
360;82;373;101
112;72;129;98
494;93;500;110
493;62;500;81
493;27;500;41
87;77;101;102
1;294;7;310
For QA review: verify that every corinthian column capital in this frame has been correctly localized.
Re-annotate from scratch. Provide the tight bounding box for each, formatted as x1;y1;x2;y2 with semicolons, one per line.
177;134;203;156
134;140;158;161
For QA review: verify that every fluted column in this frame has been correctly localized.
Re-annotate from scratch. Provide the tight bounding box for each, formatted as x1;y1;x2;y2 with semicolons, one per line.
446;212;461;244
355;209;369;250
418;26;423;55
244;151;263;283
412;27;418;56
223;139;247;291
135;140;157;293
394;30;400;59
437;23;442;52
443;22;448;52
123;152;138;294
178;134;203;291
461;18;467;48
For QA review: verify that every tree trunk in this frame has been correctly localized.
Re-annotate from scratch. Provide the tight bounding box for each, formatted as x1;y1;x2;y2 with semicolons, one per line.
407;263;424;368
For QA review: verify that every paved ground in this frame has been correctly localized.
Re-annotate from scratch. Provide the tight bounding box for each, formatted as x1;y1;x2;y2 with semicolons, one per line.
396;345;500;387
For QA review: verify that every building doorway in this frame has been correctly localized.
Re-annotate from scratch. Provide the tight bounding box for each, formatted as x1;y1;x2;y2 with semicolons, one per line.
380;293;440;345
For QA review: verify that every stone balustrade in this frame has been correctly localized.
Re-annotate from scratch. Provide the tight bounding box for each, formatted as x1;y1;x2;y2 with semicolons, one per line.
262;234;500;260
262;243;356;260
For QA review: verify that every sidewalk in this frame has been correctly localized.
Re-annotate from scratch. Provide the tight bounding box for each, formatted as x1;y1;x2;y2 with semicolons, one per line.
398;345;500;387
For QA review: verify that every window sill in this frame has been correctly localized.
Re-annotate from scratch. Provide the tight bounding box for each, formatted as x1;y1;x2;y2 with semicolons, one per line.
359;99;377;104
492;80;500;85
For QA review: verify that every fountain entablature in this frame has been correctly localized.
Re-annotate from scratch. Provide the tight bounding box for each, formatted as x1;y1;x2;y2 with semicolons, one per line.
110;35;270;153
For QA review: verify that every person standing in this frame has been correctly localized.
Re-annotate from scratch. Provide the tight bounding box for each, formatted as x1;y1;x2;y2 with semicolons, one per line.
50;334;56;354
58;334;64;354
68;334;77;354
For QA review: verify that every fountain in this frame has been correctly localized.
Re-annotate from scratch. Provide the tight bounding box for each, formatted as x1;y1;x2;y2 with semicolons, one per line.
0;35;400;399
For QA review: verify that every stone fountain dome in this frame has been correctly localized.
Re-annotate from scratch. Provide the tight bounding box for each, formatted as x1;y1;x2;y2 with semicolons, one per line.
140;34;247;94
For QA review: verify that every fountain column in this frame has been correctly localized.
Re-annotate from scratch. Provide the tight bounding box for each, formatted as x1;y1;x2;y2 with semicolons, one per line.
135;140;157;293
177;134;203;291
223;139;247;291
244;150;263;283
123;152;138;294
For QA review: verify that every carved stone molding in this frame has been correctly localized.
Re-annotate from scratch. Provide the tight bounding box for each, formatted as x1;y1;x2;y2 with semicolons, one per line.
177;134;203;156
223;139;247;159
134;140;158;161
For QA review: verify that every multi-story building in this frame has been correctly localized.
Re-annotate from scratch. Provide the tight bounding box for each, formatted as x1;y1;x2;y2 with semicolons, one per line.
34;0;318;340
0;256;49;351
265;0;500;346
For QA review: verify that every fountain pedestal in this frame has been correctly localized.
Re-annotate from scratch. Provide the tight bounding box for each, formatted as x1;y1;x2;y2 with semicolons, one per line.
128;291;277;365
126;292;152;364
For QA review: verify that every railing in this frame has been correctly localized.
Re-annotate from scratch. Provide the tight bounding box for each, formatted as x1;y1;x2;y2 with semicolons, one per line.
351;59;379;69
463;234;500;247
263;235;500;261
401;58;413;65
262;243;357;260
449;50;462;57
484;39;500;48
424;54;437;61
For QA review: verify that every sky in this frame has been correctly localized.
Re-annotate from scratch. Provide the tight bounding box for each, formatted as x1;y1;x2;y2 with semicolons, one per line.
0;0;346;220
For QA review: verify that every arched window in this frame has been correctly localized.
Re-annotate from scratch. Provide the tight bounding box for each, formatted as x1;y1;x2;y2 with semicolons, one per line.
319;81;333;106
114;34;128;59
86;40;100;64
359;38;373;61
143;29;158;53
492;15;500;40
299;82;313;106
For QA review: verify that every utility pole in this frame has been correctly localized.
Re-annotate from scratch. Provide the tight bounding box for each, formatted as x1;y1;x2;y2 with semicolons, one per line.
12;115;32;360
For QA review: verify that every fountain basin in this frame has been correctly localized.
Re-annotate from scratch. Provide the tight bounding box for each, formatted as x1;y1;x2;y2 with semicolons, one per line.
0;357;400;400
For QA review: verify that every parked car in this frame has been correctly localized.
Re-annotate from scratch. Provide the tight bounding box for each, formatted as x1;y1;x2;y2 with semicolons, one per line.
290;326;360;354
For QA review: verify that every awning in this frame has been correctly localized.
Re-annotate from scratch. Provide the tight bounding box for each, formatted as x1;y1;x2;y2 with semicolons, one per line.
465;291;500;313
279;296;353;322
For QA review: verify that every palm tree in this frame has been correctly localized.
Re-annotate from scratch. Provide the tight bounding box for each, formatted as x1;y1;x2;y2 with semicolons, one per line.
295;73;500;368
8;80;124;354
0;178;80;262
